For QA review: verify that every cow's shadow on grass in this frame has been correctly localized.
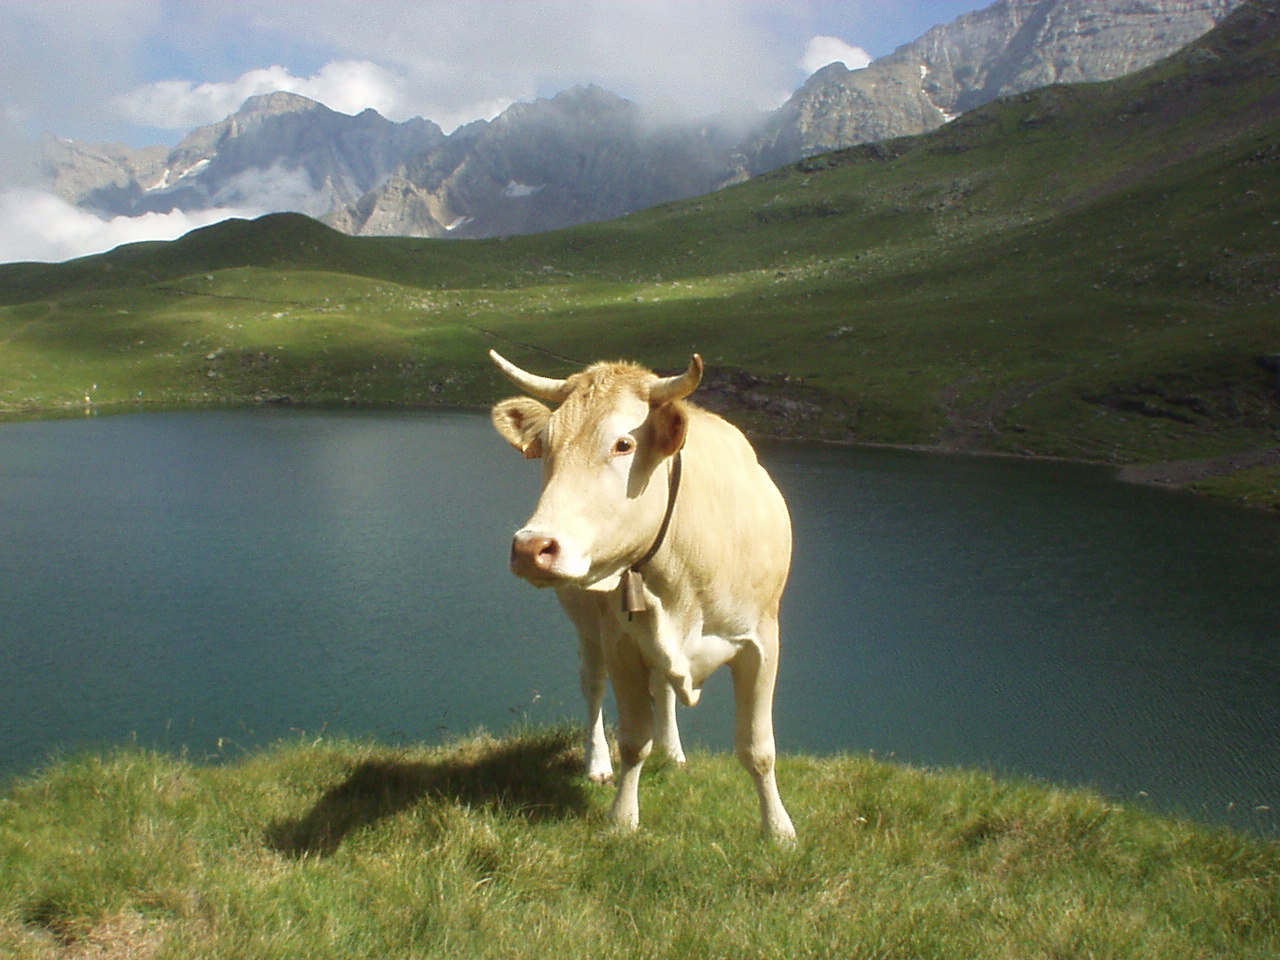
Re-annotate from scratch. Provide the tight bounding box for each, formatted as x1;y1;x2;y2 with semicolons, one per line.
266;727;591;858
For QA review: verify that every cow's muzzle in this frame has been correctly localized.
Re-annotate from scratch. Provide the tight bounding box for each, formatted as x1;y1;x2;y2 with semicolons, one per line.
510;531;562;584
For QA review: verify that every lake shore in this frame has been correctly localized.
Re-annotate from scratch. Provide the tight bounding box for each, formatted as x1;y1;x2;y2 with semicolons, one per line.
5;394;1280;510
1116;444;1280;487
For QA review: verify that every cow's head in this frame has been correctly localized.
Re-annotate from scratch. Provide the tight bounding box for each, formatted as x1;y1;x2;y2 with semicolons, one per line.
490;349;703;589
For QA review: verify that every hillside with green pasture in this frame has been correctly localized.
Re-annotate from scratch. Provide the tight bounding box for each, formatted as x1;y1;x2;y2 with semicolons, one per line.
1;0;1277;502
3;727;1278;959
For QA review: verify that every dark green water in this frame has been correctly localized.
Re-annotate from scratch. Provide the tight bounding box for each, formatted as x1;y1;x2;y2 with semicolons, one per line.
2;410;1277;833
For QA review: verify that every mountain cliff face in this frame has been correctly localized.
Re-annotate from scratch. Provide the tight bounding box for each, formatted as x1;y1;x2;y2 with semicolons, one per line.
40;136;170;210
740;0;1243;174
900;0;1244;114
736;60;949;180
44;92;444;220
328;85;738;239
38;0;1245;240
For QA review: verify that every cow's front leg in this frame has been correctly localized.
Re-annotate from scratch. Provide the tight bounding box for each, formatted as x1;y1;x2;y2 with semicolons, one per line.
651;672;686;766
580;637;614;783
608;653;654;831
730;621;796;842
559;589;614;783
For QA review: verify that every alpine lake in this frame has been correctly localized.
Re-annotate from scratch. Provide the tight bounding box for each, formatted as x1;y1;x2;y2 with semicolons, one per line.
2;408;1277;835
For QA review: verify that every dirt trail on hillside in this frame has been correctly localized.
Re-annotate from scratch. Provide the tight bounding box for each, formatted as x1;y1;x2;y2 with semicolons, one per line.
1117;446;1280;487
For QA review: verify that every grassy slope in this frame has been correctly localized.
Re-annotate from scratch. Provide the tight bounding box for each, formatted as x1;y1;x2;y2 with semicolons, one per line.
0;2;1277;505
2;728;1277;960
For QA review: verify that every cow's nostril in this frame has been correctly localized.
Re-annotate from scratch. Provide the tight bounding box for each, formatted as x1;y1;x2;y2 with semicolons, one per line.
535;538;559;569
511;533;561;580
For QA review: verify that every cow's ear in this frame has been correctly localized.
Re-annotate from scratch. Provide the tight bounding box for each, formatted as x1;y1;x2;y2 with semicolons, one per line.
492;397;550;459
649;400;689;459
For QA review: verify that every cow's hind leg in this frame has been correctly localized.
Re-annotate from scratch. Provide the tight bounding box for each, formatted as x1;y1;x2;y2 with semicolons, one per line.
730;620;795;841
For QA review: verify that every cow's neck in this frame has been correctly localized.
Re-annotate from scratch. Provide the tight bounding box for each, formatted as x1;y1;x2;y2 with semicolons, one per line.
621;452;682;618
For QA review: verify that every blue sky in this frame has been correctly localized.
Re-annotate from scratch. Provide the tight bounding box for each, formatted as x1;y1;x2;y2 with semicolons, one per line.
3;0;986;149
0;0;986;262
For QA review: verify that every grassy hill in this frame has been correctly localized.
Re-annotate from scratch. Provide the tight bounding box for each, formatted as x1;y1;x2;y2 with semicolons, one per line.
1;1;1277;503
2;727;1277;959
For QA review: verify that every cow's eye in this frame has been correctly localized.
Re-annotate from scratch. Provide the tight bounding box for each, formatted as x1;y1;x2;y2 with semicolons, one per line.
612;436;635;456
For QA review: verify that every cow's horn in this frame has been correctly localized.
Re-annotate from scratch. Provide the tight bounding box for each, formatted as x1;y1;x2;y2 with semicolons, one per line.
489;349;573;402
649;354;704;404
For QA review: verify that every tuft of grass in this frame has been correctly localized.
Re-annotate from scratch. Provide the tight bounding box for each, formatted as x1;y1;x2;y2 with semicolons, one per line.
2;726;1277;959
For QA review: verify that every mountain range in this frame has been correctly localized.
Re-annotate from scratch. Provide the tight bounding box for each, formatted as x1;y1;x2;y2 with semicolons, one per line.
40;0;1243;241
4;0;1277;502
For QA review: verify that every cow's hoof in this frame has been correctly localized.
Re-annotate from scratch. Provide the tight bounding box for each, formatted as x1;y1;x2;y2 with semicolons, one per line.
587;770;615;785
766;820;798;846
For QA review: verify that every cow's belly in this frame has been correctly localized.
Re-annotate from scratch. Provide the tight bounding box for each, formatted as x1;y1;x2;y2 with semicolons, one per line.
593;589;764;706
685;632;741;686
637;623;747;707
609;614;740;671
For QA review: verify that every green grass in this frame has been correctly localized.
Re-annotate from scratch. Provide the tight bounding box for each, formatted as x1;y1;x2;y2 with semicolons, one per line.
1189;463;1280;507
2;726;1277;960
1;5;1277;504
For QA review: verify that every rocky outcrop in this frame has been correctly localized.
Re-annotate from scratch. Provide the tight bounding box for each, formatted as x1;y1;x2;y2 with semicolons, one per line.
1259;355;1280;402
738;0;1243;175
740;60;950;177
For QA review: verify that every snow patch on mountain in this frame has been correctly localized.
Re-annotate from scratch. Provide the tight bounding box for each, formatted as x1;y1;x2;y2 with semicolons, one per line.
502;181;544;199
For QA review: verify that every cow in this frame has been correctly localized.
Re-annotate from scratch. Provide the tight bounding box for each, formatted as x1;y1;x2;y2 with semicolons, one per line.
489;349;795;840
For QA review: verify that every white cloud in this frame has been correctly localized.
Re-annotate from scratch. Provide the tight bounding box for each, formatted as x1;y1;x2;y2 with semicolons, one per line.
0;0;165;144
432;97;516;135
111;1;804;135
240;1;795;126
0;189;256;264
800;36;873;75
3;0;830;148
116;60;403;130
208;164;332;216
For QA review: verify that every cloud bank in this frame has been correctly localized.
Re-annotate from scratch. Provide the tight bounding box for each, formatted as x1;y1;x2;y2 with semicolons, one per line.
0;190;255;264
117;60;404;130
240;1;801;127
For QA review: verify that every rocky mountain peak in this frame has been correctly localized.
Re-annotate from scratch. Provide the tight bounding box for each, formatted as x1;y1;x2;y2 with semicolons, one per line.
492;84;637;132
806;62;858;86
553;83;629;107
235;91;326;119
739;0;1243;175
884;0;1244;116
37;0;1250;243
